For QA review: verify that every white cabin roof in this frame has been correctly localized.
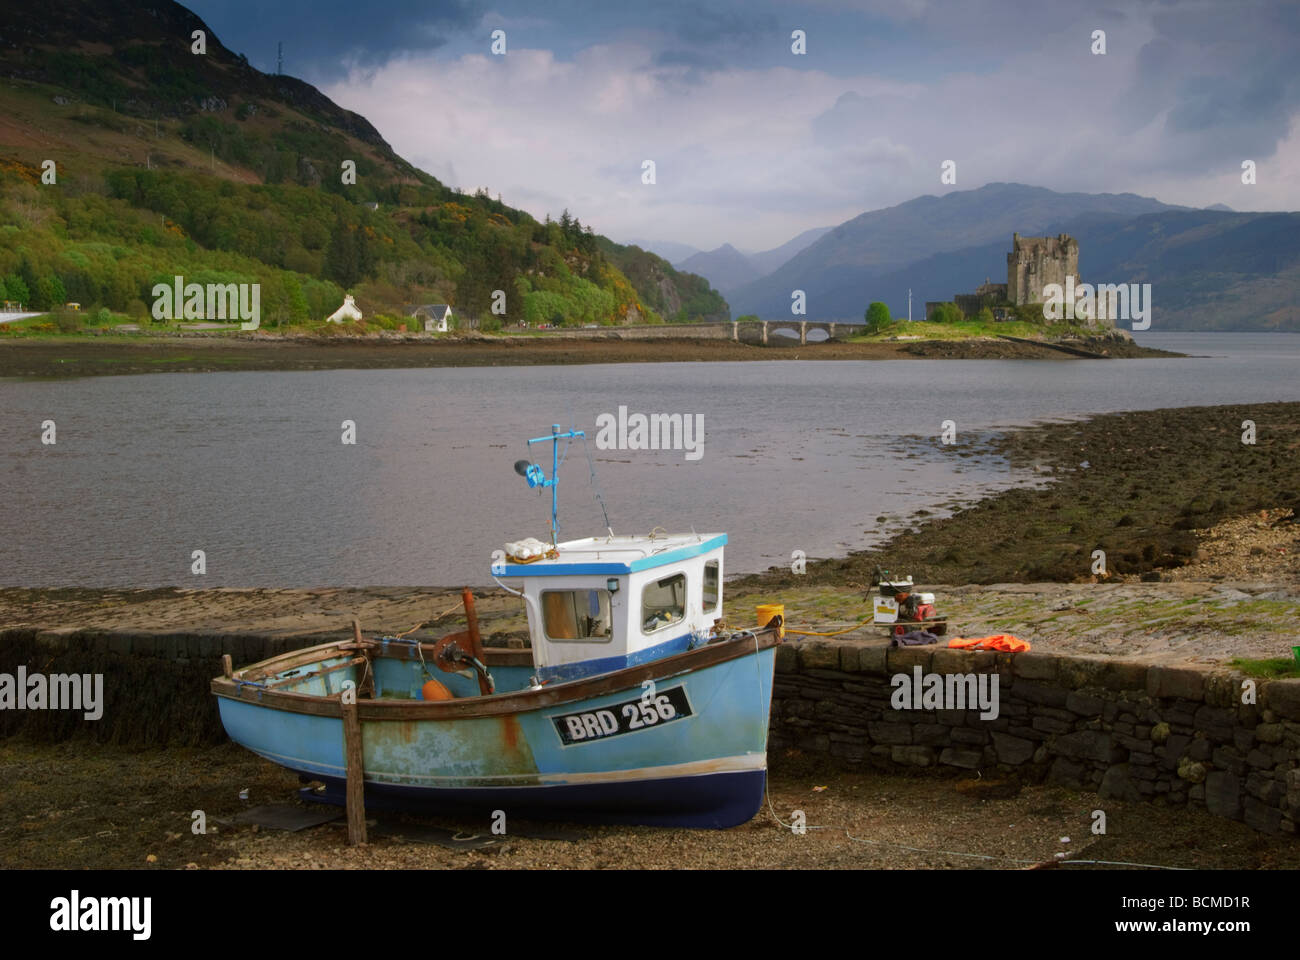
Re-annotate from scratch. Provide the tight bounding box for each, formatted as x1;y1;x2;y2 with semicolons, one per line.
498;532;725;578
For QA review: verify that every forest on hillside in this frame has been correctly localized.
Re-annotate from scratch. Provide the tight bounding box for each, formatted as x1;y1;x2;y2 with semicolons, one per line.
0;6;727;332
0;154;726;330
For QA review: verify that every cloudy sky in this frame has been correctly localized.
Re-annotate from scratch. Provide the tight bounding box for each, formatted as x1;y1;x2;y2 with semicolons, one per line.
188;0;1300;253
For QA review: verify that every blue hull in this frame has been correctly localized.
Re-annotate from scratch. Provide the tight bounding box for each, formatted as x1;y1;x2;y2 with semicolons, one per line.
301;768;767;829
215;637;777;829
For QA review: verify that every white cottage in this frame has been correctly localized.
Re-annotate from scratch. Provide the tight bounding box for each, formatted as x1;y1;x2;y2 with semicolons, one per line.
326;295;363;323
410;303;453;333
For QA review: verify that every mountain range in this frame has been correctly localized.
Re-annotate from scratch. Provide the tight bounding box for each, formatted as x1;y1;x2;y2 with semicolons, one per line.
2;0;1294;333
693;183;1299;330
671;227;834;300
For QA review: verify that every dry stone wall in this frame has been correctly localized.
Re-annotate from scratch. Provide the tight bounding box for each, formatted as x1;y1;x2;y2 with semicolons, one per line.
771;639;1300;836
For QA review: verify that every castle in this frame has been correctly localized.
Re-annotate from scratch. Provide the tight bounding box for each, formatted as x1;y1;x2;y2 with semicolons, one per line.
1007;232;1079;306
927;232;1097;322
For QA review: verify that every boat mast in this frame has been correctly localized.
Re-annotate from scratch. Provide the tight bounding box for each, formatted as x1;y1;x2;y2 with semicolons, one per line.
520;424;586;545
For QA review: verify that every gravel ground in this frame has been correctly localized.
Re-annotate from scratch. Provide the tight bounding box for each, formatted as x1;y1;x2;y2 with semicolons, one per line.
727;506;1300;666
1165;509;1299;583
735;579;1300;666
3;741;1296;871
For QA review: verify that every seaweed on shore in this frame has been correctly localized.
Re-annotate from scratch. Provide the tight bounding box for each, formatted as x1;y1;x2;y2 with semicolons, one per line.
743;401;1300;589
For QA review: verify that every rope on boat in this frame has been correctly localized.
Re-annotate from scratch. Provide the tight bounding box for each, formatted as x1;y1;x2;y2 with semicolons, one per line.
392;600;467;639
413;634;434;683
579;431;614;537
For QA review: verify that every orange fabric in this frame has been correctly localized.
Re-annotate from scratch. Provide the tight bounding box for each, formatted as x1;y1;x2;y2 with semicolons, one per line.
948;634;1031;652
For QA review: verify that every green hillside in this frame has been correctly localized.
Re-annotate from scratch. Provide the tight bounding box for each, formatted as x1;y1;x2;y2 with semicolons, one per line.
0;0;727;331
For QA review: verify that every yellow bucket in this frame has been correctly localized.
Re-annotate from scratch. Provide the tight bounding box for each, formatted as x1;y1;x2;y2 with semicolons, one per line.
755;603;785;638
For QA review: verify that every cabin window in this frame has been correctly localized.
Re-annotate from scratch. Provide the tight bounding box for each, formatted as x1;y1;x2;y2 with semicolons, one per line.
703;561;720;613
541;589;612;642
641;572;686;634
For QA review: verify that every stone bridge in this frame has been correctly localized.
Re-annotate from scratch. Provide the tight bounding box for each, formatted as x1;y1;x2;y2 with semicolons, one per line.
732;319;852;344
540;320;859;344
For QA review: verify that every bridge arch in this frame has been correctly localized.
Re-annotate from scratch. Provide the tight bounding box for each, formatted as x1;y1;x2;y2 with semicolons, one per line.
731;319;850;345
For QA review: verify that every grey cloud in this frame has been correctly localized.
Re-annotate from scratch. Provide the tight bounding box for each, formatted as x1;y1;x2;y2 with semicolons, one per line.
190;0;486;80
1122;2;1300;172
327;0;1300;249
666;0;780;44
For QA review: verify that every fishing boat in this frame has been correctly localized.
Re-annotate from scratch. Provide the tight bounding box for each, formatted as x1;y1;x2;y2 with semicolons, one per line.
211;426;782;828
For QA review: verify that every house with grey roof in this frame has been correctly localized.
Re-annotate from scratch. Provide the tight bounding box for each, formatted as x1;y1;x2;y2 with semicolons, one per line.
409;304;454;333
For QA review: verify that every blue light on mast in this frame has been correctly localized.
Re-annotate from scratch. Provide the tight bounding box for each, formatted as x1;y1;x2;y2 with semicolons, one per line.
513;424;586;544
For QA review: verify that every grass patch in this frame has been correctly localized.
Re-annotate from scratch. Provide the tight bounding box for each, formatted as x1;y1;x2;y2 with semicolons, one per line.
1229;655;1300;679
848;319;1097;342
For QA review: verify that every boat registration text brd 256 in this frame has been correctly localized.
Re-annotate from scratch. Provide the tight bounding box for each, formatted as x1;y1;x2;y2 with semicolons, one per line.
555;686;694;745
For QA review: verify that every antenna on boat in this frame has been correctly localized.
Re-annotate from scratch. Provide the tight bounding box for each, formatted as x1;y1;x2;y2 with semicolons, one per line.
580;431;614;540
515;424;585;545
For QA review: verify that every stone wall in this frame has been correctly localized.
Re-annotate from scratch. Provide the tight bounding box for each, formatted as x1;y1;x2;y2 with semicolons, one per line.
596;323;734;340
772;639;1300;836
0;627;329;746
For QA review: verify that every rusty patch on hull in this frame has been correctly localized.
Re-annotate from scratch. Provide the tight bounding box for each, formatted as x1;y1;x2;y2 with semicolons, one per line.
501;714;520;750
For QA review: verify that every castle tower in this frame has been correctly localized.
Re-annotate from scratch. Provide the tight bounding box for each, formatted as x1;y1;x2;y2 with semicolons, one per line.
1007;232;1079;306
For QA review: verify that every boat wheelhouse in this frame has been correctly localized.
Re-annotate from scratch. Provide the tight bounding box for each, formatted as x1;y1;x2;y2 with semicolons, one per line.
498;531;726;684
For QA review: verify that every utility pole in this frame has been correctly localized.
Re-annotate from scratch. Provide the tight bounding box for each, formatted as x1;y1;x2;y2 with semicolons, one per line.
277;42;283;75
908;288;912;323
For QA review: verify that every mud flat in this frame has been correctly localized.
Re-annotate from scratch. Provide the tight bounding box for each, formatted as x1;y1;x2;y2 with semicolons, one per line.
745;401;1300;590
0;332;1178;378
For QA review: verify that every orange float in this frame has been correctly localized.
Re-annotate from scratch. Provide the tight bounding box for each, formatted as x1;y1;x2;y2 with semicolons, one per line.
420;678;454;701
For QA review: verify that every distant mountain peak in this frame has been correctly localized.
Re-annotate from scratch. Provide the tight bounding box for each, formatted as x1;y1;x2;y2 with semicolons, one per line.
728;183;1195;320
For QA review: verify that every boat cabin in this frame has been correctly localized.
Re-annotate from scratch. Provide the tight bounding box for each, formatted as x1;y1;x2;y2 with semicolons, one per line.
498;532;726;683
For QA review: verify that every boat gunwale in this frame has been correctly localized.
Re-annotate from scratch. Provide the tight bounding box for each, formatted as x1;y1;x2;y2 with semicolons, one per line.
211;628;781;721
